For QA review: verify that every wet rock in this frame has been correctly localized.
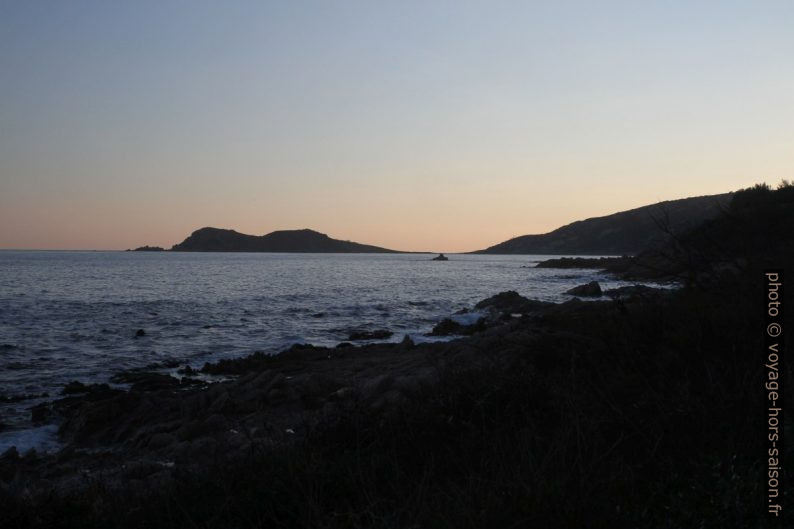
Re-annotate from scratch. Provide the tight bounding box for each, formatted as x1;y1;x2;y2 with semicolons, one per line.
565;281;602;297
428;318;486;336
347;329;393;341
202;351;270;375
430;318;464;336
399;334;415;350
177;365;197;376
135;329;146;338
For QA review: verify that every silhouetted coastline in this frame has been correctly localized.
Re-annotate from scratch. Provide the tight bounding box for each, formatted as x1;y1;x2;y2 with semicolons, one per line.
170;227;403;253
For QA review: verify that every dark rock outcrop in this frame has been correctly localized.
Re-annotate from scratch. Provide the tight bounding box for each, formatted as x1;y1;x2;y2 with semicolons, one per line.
428;318;487;336
110;371;181;392
474;291;552;314
603;285;667;299
535;256;635;272
565;281;602;297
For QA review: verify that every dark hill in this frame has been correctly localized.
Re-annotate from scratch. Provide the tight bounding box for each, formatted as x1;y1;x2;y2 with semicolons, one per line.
171;228;399;253
474;193;731;255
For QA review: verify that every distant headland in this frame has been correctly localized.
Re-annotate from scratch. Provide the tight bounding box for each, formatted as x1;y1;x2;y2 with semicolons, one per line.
472;193;731;255
138;227;404;253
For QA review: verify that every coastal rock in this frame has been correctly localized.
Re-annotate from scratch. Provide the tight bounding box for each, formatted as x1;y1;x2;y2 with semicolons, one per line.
429;318;464;336
534;256;634;272
474;291;552;314
565;281;602;297
428;318;486;336
111;371;180;392
398;334;415;350
604;285;666;299
177;365;197;376
201;351;272;375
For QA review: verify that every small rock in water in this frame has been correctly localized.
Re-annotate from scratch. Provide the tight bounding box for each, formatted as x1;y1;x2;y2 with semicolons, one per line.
135;329;146;337
348;329;393;341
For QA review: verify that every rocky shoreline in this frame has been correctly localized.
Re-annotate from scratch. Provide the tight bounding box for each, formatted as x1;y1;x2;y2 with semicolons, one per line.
1;285;668;496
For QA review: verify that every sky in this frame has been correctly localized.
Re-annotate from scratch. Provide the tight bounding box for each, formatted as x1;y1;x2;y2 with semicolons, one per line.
1;1;792;252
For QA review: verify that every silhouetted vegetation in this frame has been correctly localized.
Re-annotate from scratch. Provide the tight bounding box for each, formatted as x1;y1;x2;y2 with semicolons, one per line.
475;193;730;255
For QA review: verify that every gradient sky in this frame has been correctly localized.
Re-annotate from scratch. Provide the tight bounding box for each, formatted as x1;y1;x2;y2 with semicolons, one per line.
1;1;792;252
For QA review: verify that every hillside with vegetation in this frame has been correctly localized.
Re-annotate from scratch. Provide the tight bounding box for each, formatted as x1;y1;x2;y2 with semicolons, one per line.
474;193;730;255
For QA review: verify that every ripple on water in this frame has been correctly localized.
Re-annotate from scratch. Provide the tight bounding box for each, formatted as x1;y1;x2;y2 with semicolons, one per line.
0;251;669;436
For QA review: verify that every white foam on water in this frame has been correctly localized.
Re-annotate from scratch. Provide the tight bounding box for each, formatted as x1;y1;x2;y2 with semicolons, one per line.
408;333;456;344
449;310;487;326
0;424;61;455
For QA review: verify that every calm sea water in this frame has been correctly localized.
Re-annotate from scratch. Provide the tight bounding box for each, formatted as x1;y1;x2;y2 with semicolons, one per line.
0;250;648;450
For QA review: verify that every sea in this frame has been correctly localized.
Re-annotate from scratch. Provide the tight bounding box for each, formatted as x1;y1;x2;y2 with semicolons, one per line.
0;250;662;453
